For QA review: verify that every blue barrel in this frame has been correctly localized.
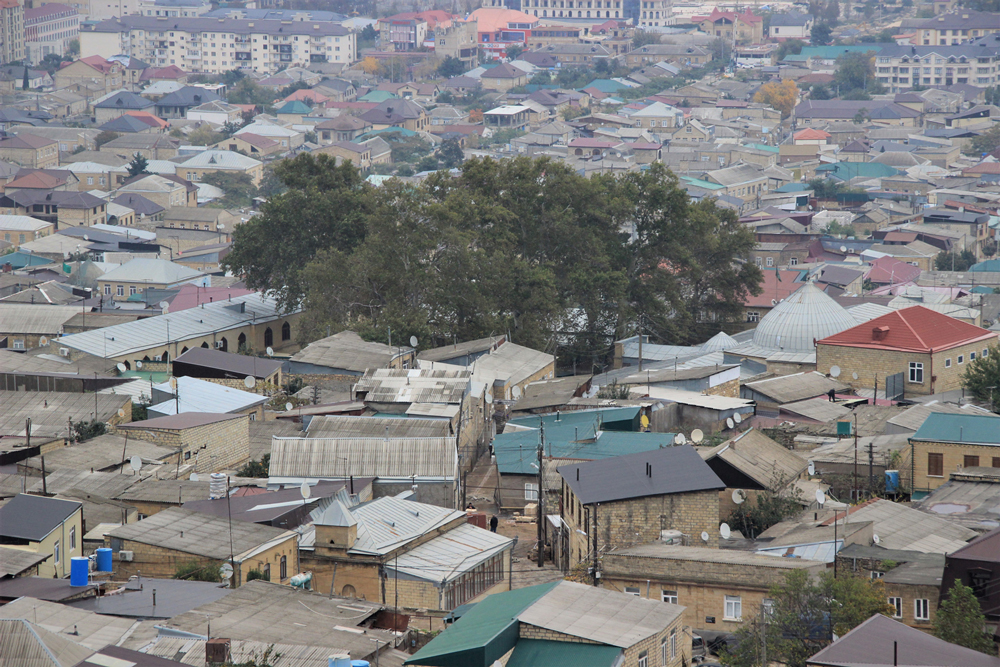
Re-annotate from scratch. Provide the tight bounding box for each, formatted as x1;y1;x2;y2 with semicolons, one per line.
70;557;89;586
95;548;113;572
350;662;370;667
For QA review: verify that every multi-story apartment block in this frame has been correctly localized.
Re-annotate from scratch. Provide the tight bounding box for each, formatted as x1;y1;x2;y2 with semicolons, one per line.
25;4;79;65
518;0;624;20
0;0;25;64
377;10;452;52
693;8;764;44
81;15;355;75
638;0;669;28
875;41;1000;93
434;17;477;68
912;10;1000;46
137;0;211;18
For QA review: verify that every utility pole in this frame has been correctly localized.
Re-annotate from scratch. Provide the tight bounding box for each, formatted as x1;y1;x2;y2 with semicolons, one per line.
868;439;876;498
536;440;544;567
592;503;599;586
637;314;643;373
853;413;858;502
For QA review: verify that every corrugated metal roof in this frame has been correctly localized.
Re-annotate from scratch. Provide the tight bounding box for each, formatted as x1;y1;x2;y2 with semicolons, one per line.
0;598;141;651
463;343;553;390
148;376;266;416
327;495;464;556
25;470;137;498
608;543;824;569
831;498;975;553
505;640;621;667
355;368;470;405
887;401;995;432
0;304;81;335
702;428;808;489
0;620;94;667
269;436;457;480
780;397;853;422
307;415;450;439
290;331;410;372
744;372;848;404
181;150;262;170
58;292;298;358
912;412;1000;445
388;521;512;583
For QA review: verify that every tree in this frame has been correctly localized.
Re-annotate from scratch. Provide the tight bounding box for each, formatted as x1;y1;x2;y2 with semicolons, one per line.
726;484;802;538
723;570;895;667
68;38;80;55
201;171;258;209
238;453;270;477
184;124;227;146
437;138;465;169
934;249;977;271
359;23;377;48
71;419;106;443
505;44;524;60
95;130;119;149
415;155;439;172
822;0;841;23
632;29;661;48
21;66;28;91
811;22;833;45
437;55;466;78
777;38;806;60
126;153;150;178
809;84;832;100
753;79;799;118
709;37;730;62
962;349;1000;411
175;560;224;582
361;56;380;75
834;51;885;97
529;70;551;85
934;583;996;654
853;107;870;124
967;124;1000;155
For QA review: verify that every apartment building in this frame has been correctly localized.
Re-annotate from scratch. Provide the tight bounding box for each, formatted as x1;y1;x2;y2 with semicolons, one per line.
638;0;669;27
912;10;1000;46
518;0;624;20
0;0;25;65
138;0;211;17
875;42;1000;93
434;17;478;68
25;4;80;65
81;15;355;75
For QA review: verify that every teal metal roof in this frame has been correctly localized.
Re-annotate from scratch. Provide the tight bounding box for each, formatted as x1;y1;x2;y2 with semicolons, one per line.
815;162;899;180
495;408;675;474
506;640;622;667
358;90;397;103
970;285;995;294
0;251;54;269
970;258;1000;272
747;143;779;154
275;100;313;114
911;412;1000;445
775;182;812;193
580;78;630;93
795;44;889;60
680;176;724;191
405;582;559;666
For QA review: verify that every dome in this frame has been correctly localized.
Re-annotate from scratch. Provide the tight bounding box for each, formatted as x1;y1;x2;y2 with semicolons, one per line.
751;283;857;353
700;331;739;352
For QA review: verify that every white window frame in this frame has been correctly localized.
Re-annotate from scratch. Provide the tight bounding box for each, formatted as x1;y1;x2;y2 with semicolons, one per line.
638;651;648;667
958;354;964;365
766;257;774;267
625;586;641;596
889;597;902;618
909;362;924;383
524;483;538;501
54;539;60;564
662;590;678;604
971;351;977;361
871;571;884;579
985;348;990;357
70;526;76;551
915;598;930;621
661;637;668;664
724;595;742;621
670;628;677;658
762;598;775;618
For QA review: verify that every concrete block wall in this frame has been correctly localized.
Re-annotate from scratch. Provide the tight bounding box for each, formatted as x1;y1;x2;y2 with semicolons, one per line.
706;377;739;398
519;623;601;644
911;440;1000;493
124;416;250;473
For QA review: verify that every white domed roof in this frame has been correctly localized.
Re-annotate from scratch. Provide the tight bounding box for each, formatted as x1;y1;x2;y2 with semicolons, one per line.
751;282;857;353
701;331;739;352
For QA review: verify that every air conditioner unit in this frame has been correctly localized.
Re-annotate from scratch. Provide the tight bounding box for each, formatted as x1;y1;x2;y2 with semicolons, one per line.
154;355;162;362
215;341;225;349
119;550;134;561
59;347;70;357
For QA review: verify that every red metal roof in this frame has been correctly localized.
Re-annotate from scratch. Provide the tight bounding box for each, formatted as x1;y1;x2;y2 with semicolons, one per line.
744;270;803;308
864;255;921;285
793;128;831;141
817;305;997;352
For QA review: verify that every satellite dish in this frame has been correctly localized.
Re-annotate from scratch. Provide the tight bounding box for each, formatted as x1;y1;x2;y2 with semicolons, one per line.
840;245;848;253
808;461;815;476
726;417;735;429
129;455;142;472
169;377;177;390
485;391;493;404
39;336;48;346
734;413;742;424
285;402;294;412
136;361;143;369
852;372;859;380
220;563;234;580
116;362;126;373
300;481;311;499
873;534;881;545
159;301;169;310
243;375;256;389
83;234;89;241
117;408;125;418
732;489;745;505
830;365;841;378
266;347;274;357
701;531;710;542
674;433;686;445
815;490;826;506
691;428;704;443
512;386;522;400
409;335;418;347
63;252;70;260
190;472;200;481
720;523;731;540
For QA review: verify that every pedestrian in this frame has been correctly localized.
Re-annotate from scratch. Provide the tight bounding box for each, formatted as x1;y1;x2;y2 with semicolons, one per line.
490;515;499;532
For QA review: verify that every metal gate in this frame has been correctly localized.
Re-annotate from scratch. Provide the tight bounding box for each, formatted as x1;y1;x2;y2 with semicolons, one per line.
885;372;904;402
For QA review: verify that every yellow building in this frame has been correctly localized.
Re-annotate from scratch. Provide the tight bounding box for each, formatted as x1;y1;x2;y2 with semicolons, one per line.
909;412;1000;495
0;135;58;169
180;150;264;187
96;258;206;301
0;494;83;579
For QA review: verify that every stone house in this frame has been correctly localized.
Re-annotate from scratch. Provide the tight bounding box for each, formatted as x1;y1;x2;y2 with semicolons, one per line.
104;507;298;585
837;544;944;630
314;141;372;171
816;305;998;397
0;135;58;169
558;445;725;571
479;63;528;92
909;412;1000;495
53;56;123;94
116;412;250;473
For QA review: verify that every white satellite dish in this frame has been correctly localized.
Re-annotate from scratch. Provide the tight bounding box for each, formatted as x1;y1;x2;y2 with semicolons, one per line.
285;402;294;412
512;386;522;400
190;472;200;481
169;377;177;390
117;408;125;418
691;428;704;443
300;481;311;499
674;433;686;445
808;461;815;476
39;336;48;346
726;417;734;429
243;375;256;389
873;534;881;545
720;523;731;540
852;372;859;380
116;362;126;373
158;301;169;310
734;413;742;424
83;234;89;241
840;245;848;253
732;489;745;505
266;347;274;357
136;361;143;369
63;252;70;260
129;455;142;472
815;490;826;506
701;531;710;542
220;563;234;580
409;335;418;347
485;391;493;404
830;365;841;378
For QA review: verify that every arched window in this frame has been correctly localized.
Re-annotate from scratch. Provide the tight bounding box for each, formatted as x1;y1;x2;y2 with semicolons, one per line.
201;341;209;348
281;321;291;341
161;350;169;363
143;355;150;361
220;337;228;352
181;346;188;354
342;584;357;597
264;327;273;347
238;332;247;351
279;555;287;580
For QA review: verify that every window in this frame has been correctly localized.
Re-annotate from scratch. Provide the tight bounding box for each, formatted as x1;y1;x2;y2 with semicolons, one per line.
638;651;648;667
790;257;798;266
888;597;902;618
747;311;760;323
971;351;977;361
661;637;668;664
993;457;1000;468
625;586;641;596
965;455;980;468
766;257;774;267
909;362;924;383
958;355;964;365
662;590;678;604
70;526;76;551
945;358;952;368
763;598;775;618
281;321;291;341
116;285;124;297
871;570;884;579
54;540;60;564
985;348;990;357
670;628;677;659
129;285;137;296
524;483;538;501
915;599;930;621
755;257;762;266
724;595;742;620
13;339;24;350
928;452;944;477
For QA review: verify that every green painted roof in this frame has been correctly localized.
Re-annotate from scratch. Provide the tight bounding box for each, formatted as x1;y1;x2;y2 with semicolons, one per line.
775;182;812;193
970;285;995;294
970;258;1000;272
911;412;1000;445
506;640;622;667
747;143;779;154
275;100;313;114
580;78;630;93
815;162;899;179
795;44;889;60
359;90;397;103
680;176;725;191
494;408;676;475
405;582;559;667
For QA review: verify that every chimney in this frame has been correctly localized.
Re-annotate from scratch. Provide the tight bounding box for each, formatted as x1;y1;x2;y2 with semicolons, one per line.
872;325;890;342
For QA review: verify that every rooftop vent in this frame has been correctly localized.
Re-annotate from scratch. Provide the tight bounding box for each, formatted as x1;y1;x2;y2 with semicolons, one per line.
872;325;890;342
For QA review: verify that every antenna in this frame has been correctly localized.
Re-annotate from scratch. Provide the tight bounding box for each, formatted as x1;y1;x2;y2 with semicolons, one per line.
700;531;710;542
285;402;294;412
300;481;311;499
674;433;686;445
266;347;274;357
512;385;522;400
409;335;418;348
117;409;125;418
733;413;742;424
873;533;881;545
830;365;841;378
136;361;143;369
691;428;704;443
129;456;142;472
720;523;731;540
852;372;859;380
815;490;826;506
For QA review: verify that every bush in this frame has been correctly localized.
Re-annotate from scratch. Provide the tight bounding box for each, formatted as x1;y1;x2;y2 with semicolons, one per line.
175;560;223;582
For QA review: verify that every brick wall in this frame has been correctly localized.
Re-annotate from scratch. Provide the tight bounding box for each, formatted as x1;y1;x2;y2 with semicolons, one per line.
202;377;282;395
911;439;1000;493
121;415;250;472
706;377;739;398
519;623;600;644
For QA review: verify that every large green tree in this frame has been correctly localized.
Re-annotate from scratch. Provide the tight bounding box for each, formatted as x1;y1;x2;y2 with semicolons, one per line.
834;51;885;97
962;348;1000;411
934;582;996;654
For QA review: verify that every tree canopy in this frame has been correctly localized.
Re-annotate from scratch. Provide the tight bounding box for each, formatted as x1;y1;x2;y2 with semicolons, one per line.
753;79;799;118
834;51;885;97
962;348;1000;411
222;155;762;369
934;582;996;654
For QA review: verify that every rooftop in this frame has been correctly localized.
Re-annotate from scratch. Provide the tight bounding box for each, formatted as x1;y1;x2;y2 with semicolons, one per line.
148;376;267;416
290;330;411;373
268;436;456;480
912;412;1000;445
817;305;997;353
172;346;284;379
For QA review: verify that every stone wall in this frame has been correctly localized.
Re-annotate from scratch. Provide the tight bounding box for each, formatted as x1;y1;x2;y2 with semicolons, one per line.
706;377;740;398
121;415;250;473
911;439;1000;493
